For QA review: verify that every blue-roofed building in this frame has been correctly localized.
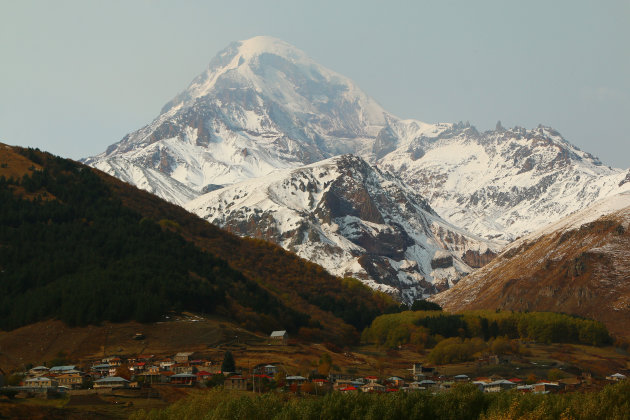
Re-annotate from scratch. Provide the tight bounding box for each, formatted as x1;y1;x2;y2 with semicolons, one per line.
94;376;129;389
49;365;76;373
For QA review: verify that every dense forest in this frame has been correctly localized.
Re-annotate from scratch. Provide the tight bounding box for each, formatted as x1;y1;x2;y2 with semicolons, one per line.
361;309;612;361
129;381;630;420
0;146;400;342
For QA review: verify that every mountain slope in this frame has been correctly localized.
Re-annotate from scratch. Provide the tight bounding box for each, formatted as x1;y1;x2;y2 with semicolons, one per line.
0;144;399;343
186;154;500;302
431;191;630;339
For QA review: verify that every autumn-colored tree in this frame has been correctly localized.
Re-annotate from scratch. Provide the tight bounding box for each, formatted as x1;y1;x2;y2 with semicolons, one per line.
301;382;315;394
318;353;332;376
115;363;132;380
274;371;286;387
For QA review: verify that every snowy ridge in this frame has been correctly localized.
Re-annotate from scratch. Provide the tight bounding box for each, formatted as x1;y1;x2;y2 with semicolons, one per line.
185;154;501;302
378;124;629;240
503;190;630;252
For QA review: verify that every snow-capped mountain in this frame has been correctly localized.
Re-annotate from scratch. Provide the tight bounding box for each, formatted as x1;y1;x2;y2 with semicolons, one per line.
431;191;630;339
84;36;390;205
377;121;630;241
186;154;500;303
84;35;630;298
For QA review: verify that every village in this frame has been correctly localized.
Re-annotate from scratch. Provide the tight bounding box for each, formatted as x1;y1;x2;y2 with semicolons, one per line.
1;329;627;402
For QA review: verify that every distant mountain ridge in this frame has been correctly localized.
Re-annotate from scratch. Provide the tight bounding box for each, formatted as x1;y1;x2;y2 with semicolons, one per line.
84;35;630;297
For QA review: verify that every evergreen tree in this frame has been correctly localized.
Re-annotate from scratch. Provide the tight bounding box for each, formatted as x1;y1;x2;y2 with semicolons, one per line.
221;351;235;373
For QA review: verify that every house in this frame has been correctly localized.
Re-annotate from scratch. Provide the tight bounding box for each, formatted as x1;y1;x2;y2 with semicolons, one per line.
364;376;379;384
312;378;330;387
387;376;405;387
517;384;534;392
263;364;278;376
339;385;358;393
94;376;129;389
328;373;354;382
131;362;146;373
439;381;454;391
102;357;122;367
49;365;77;375
558;377;581;391
173;364;194;374
196;371;214;382
270;330;288;345
411;363;423;375
28;366;50;377
160;360;175;371
333;379;356;391
408;381;423;390
606;373;627;382
533;382;562;393
285;375;307;385
170;373;197;385
24;377;58;389
174;352;194;364
454;374;470;382
56;371;84;389
361;382;386;393
418;379;437;389
91;364;111;377
146;365;160;375
412;365;436;381
484;379;516;393
136;354;155;363
224;375;247;390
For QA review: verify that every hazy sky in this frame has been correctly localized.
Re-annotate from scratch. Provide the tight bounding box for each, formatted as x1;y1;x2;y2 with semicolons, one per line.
1;0;629;168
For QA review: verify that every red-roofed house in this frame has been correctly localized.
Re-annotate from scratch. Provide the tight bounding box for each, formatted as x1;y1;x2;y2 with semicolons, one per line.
196;371;213;381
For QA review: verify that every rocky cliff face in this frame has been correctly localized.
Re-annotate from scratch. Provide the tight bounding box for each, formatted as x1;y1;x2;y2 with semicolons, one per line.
431;191;630;339
186;154;500;303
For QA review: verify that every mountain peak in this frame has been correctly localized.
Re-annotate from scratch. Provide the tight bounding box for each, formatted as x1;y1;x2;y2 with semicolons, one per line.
235;36;308;62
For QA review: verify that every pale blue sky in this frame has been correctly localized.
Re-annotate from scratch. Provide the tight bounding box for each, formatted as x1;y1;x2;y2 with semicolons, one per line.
1;0;628;168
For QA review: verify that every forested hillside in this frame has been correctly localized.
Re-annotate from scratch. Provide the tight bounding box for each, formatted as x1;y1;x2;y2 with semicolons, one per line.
0;145;399;343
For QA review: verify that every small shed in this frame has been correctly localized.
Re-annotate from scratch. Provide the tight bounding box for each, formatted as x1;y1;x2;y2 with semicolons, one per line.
269;330;288;345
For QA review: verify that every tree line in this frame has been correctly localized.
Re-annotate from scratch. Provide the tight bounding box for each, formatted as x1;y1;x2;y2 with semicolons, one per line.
361;309;612;353
129;380;630;420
